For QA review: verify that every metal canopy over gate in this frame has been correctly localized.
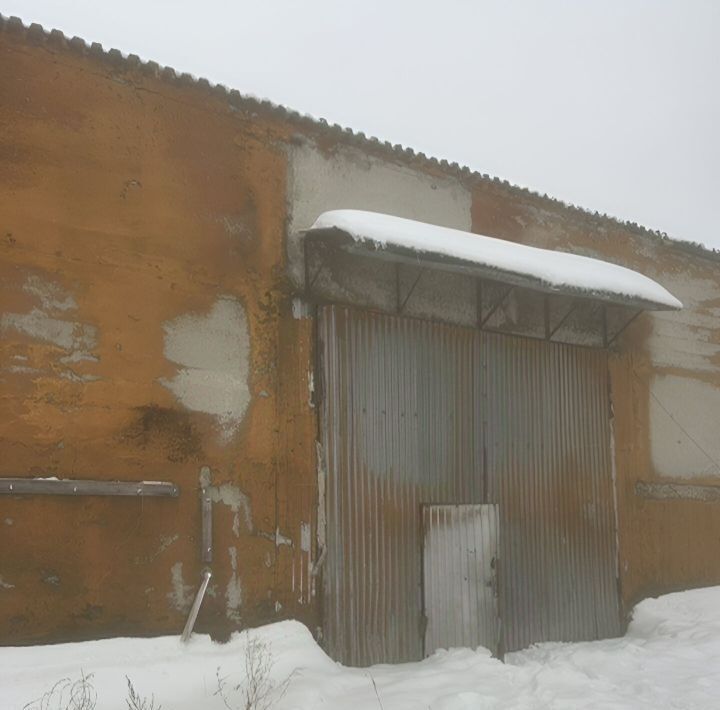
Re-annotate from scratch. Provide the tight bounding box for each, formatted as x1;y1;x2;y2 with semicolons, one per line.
319;305;620;666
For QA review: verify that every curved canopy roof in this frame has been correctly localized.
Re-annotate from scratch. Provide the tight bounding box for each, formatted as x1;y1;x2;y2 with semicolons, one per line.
306;210;682;311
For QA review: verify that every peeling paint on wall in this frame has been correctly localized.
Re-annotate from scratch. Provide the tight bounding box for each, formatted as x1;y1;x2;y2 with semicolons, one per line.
1;275;99;382
22;275;77;312
275;528;292;547
160;297;251;442
300;521;311;552
215;484;253;537
2;302;95;352
226;547;242;622
200;466;253;537
296;521;313;605
166;562;194;613
307;370;315;409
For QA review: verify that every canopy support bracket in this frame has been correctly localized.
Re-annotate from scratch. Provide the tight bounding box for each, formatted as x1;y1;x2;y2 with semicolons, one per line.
303;237;326;295
607;309;643;347
397;267;426;314
548;301;578;341
480;285;514;329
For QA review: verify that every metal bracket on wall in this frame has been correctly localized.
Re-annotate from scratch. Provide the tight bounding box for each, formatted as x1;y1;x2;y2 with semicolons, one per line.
0;478;179;497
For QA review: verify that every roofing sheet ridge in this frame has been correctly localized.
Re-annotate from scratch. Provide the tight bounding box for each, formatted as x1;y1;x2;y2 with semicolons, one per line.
0;12;717;262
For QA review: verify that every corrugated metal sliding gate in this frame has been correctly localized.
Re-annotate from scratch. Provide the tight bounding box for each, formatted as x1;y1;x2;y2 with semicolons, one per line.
319;305;620;666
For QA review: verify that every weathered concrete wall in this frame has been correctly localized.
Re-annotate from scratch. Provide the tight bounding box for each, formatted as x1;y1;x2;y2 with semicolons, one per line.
3;15;720;649
471;185;720;615
287;140;473;320
0;27;318;643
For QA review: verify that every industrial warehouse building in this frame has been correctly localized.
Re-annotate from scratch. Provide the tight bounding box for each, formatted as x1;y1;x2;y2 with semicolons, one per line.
1;16;720;667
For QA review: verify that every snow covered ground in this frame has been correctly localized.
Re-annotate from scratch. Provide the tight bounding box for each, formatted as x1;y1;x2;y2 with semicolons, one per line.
3;586;720;709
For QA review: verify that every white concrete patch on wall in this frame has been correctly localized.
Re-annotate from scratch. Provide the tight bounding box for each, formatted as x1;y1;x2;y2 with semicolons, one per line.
166;562;194;613
649;374;720;479
22;275;77;312
275;528;292;547
160;297;251;442
214;484;252;538
300;521;311;553
286;141;472;287
1;310;96;352
200;465;253;537
0;275;99;382
646;273;720;374
297;521;313;605
226;547;243;622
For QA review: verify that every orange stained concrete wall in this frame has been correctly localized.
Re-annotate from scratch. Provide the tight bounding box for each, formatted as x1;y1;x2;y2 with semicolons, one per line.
471;185;720;618
3;17;720;648
0;29;318;643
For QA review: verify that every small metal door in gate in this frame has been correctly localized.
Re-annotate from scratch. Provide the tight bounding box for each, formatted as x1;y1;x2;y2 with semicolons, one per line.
422;504;500;656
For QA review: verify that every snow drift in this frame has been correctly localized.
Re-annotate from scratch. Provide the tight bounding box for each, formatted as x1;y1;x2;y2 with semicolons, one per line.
3;587;720;709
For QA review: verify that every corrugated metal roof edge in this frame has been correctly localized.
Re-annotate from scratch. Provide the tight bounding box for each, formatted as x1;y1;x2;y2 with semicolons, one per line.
2;13;717;264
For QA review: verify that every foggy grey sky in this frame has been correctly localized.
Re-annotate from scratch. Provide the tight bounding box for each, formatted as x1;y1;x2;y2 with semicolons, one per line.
3;0;719;248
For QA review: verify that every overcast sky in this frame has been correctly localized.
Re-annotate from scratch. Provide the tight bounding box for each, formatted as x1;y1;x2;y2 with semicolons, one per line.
3;0;719;249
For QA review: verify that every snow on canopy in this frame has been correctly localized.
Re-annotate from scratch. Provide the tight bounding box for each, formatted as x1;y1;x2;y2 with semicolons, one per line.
308;210;682;311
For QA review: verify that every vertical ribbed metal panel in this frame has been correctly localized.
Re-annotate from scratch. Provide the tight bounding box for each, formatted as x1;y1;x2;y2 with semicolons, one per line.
319;305;619;665
422;504;499;656
481;332;620;651
320;306;479;665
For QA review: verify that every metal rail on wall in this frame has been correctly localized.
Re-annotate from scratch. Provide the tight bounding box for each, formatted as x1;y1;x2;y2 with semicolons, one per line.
0;474;215;642
0;477;179;497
